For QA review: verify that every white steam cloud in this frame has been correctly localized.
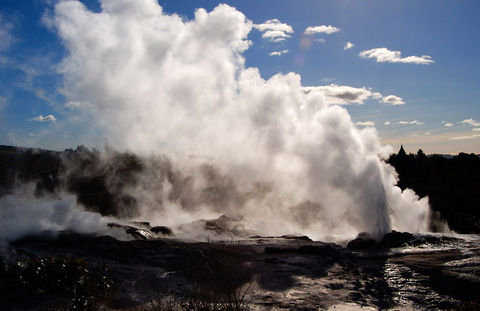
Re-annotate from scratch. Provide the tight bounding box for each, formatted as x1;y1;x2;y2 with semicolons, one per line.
51;0;429;240
356;121;375;127
0;185;110;244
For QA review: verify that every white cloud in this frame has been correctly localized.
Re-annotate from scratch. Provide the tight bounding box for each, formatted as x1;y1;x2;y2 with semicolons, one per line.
304;84;404;107
52;0;430;239
269;49;288;56
449;134;480;141
304;25;340;35
304;84;380;105
359;48;434;65
254;19;293;42
398;120;424;125
461;119;480;127
443;122;454;127
254;18;293;33
356;121;375;127
384;121;391;126
382;95;405;106
344;41;354;50
30;114;57;122
262;30;290;42
473;128;480;132
315;38;326;44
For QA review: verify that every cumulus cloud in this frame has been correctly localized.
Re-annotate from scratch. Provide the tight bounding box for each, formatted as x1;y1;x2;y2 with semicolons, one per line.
254;19;293;42
382;95;405;106
398;120;424;125
303;84;378;105
52;0;429;239
461;119;480;127
30;114;57;122
356;121;375;127
304;84;402;106
304;25;340;35
269;49;288;56
443;122;454;127
344;41;354;50
449;134;480;141
359;48;434;64
384;121;391;126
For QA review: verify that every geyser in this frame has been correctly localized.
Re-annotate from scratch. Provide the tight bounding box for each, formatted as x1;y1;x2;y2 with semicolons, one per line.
39;0;430;240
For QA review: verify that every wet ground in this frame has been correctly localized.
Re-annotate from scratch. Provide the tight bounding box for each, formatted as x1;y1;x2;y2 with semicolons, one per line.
3;231;480;310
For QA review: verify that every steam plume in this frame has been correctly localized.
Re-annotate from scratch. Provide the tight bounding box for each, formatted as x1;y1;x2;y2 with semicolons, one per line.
48;0;429;240
0;185;110;244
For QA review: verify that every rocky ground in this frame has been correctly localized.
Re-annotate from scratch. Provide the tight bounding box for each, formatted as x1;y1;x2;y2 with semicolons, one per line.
1;221;480;311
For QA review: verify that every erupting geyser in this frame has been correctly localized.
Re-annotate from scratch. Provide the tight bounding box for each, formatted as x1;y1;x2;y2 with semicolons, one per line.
2;0;430;242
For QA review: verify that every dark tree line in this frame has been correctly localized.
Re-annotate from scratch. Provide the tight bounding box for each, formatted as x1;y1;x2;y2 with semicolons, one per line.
0;145;143;217
388;146;480;233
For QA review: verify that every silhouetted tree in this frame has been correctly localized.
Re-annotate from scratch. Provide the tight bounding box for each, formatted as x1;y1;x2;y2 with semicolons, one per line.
387;146;480;233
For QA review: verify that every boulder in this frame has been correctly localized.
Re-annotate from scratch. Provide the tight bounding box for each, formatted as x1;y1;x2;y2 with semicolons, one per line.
347;232;376;250
151;226;173;236
379;230;415;249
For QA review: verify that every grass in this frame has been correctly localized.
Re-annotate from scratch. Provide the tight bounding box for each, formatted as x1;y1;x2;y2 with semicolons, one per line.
130;296;251;311
0;248;254;311
0;254;113;311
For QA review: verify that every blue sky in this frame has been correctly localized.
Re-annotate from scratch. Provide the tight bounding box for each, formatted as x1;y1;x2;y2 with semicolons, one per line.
1;0;479;154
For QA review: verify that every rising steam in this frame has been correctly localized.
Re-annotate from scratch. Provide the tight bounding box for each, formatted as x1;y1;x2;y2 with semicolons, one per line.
15;0;429;241
0;184;111;244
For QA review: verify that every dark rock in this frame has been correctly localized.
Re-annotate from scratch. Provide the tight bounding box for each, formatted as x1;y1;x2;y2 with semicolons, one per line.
179;214;251;237
264;244;340;257
249;234;312;241
107;222;125;229
108;222;159;240
347;232;376;250
131;221;151;229
379;230;415;249
298;245;339;257
326;283;344;290
126;228;155;240
264;247;291;254
151;226;173;236
280;235;313;242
